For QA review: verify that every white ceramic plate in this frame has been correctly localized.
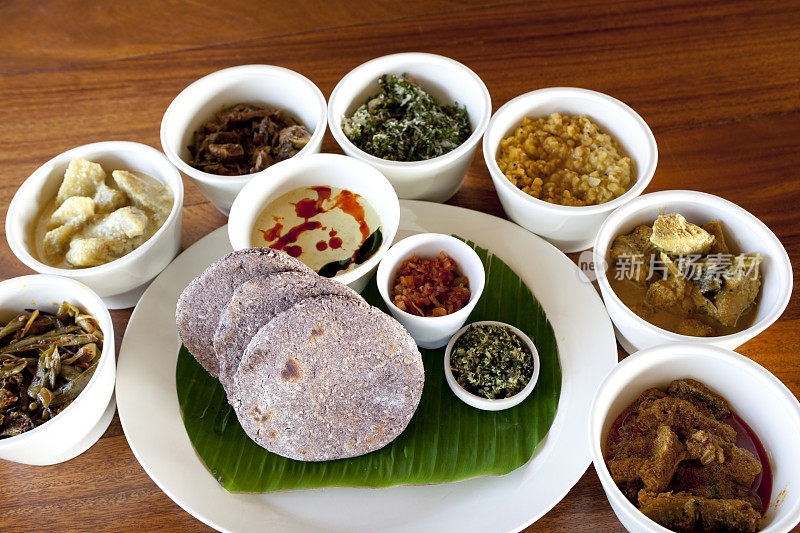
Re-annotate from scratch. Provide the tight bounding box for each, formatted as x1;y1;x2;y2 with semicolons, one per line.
116;200;618;533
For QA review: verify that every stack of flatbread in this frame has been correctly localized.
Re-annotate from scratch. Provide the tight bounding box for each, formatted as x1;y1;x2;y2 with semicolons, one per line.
176;248;424;461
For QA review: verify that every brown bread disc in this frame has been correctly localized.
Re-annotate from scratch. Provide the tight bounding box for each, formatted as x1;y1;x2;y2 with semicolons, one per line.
231;295;424;461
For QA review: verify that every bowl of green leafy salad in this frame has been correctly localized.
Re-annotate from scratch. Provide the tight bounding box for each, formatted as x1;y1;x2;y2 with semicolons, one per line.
328;53;491;203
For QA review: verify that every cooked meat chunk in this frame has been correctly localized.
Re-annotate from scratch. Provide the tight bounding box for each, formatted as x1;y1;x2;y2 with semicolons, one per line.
711;276;761;328
83;206;148;240
646;276;689;309
208;143;244;162
650;213;715;255
672;453;761;502
675;318;715;337
49;196;95;227
275;125;312;161
608;457;647;483
697;496;763;532
65;238;111;267
111;170;173;218
639;425;687;492
637;396;737;443
669;379;731;419
56;158;106;206
609;224;654;284
43;224;78;258
638;491;761;533
93;182;128;213
703;220;730;255
638;490;702;531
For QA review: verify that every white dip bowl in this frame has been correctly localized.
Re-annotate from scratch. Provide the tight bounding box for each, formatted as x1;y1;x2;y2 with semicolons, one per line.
228;153;399;293
593;190;792;354
444;320;540;411
160;64;327;215
0;275;116;465
6;141;184;309
376;233;486;349
483;87;657;253
328;52;491;203
590;343;800;533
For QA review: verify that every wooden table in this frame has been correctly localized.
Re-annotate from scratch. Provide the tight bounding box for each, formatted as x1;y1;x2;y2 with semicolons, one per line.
1;1;798;530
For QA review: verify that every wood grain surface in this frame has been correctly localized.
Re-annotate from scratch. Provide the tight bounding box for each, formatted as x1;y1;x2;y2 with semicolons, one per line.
1;0;798;531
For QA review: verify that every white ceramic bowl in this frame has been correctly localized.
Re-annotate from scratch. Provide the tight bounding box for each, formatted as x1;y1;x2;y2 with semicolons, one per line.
376;233;486;349
228;153;399;293
590;343;800;533
6;141;184;309
0;275;116;465
160;64;327;215
483;87;658;253
593;190;793;354
443;320;540;411
328;52;491;203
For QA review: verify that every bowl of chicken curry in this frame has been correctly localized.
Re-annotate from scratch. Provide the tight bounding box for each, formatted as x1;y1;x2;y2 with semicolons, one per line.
593;191;792;353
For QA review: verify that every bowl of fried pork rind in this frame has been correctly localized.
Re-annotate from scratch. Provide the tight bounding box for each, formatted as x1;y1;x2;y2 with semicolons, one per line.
6;141;184;309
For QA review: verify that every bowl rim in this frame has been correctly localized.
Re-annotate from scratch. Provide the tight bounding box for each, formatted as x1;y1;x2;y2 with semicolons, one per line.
588;342;800;533
592;189;793;344
159;64;328;186
5;141;184;277
327;52;492;169
0;274;115;448
482;86;658;215
375;232;487;322
227;152;400;286
443;320;540;411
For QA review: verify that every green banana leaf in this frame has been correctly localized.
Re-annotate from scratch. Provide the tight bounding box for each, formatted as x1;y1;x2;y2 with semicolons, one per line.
176;240;561;492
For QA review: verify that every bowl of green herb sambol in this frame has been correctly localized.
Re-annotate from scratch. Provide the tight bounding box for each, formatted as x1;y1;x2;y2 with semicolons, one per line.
444;320;540;411
328;53;491;203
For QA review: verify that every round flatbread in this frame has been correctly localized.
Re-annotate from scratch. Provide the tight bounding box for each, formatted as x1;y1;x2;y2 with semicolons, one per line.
232;295;424;461
175;247;312;377
214;271;362;397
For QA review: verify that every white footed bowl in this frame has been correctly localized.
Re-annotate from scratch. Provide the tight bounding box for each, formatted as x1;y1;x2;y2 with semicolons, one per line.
6;141;184;309
376;233;486;349
593;190;792;353
228;153;399;293
590;343;800;532
483;87;657;253
0;275;116;465
328;52;491;203
161;64;327;215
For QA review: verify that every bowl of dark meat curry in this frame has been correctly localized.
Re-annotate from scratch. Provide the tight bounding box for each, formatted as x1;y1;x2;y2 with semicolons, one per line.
593;191;792;353
161;65;327;215
0;275;116;465
590;343;800;533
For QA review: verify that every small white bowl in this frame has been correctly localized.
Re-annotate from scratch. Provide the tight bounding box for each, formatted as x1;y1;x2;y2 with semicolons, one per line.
589;343;800;532
444;320;540;411
593;190;793;354
483;87;658;253
228;153;399;293
0;275;116;465
6;141;184;309
328;52;491;203
160;64;327;215
376;233;486;349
